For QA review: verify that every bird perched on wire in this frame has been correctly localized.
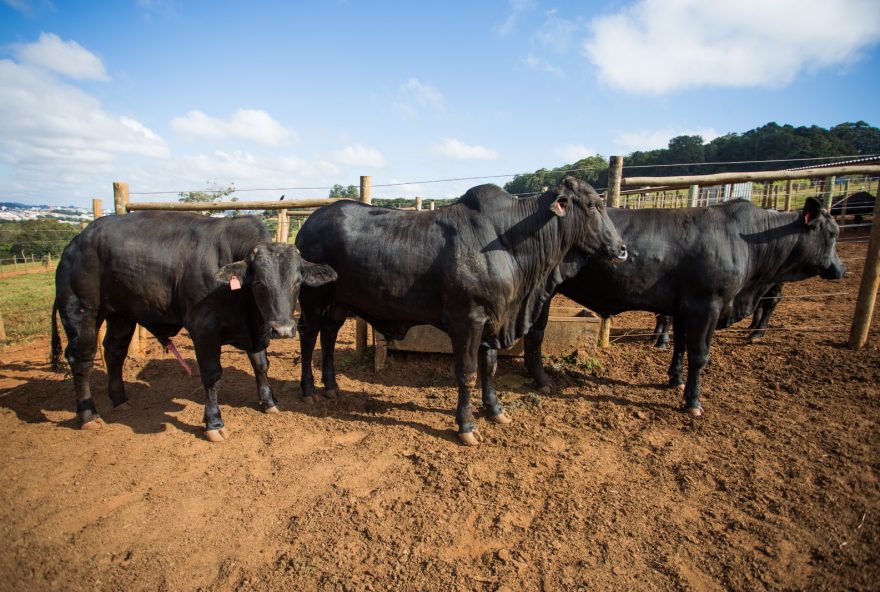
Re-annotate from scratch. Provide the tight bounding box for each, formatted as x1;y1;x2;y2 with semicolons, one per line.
279;195;285;201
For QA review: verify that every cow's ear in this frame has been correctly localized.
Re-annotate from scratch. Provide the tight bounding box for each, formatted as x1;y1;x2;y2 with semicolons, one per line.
301;261;337;287
802;197;822;228
216;260;249;284
550;195;569;217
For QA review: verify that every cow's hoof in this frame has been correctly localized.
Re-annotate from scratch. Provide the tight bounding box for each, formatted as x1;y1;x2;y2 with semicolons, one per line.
265;405;280;414
490;410;512;425
323;389;338;400
673;383;685;393
205;427;230;442
302;395;316;406
81;418;104;430
114;401;132;412
686;407;703;418
458;430;483;446
748;335;765;344
536;385;552;395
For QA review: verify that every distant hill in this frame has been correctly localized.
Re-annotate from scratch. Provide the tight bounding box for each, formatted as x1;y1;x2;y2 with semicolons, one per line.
0;202;48;209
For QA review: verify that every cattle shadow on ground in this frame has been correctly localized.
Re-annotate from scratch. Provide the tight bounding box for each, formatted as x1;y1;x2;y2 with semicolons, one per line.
0;358;292;438
0;354;463;443
310;346;681;416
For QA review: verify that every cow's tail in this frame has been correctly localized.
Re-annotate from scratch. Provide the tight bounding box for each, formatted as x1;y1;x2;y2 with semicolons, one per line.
50;301;65;373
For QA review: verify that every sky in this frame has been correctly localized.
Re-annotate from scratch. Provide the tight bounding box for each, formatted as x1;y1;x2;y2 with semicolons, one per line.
1;0;879;207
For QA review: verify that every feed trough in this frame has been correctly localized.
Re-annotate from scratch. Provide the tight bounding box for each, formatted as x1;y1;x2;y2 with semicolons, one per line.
373;306;600;370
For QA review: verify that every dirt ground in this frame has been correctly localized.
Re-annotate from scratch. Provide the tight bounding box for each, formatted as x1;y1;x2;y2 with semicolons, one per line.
0;238;878;591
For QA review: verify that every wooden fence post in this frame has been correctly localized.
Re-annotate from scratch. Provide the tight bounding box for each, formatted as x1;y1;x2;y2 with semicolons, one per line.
848;194;880;348
784;180;793;211
823;176;836;210
356;176;372;354
688;184;699;208
113;181;140;357
0;310;6;341
276;209;289;243
598;156;623;348
415;196;422;211
92;198;103;220
430;201;435;211
113;181;129;215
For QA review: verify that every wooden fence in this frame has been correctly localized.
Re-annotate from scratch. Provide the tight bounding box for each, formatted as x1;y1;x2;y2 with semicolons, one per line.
90;162;880;358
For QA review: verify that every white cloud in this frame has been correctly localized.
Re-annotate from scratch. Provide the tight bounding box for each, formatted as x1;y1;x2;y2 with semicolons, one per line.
330;144;386;168
555;144;597;163
433;138;499;160
393;77;445;119
0;59;168;169
525;54;564;78
495;0;536;36
15;32;109;81
170;108;294;146
614;127;720;153
584;0;880;94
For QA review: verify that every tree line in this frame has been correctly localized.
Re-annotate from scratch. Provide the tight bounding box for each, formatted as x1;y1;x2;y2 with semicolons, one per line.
503;121;880;195
0;219;81;259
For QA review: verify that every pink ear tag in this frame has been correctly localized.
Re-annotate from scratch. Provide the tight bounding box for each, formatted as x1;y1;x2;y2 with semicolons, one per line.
804;213;811;225
229;276;242;291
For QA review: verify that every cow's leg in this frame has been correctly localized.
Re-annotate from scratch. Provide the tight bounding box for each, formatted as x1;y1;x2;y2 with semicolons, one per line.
319;309;346;398
297;303;322;400
523;301;552;393
667;315;686;390
59;299;102;429
247;350;278;413
193;338;227;442
681;306;720;417
103;314;136;410
748;284;782;342
447;320;484;445
653;315;672;349
479;346;511;425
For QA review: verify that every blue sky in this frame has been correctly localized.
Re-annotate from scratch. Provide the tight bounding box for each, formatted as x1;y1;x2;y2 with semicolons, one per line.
2;0;879;206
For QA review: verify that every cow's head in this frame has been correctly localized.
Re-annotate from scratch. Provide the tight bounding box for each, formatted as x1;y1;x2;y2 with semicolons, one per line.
796;197;845;280
216;243;337;338
549;176;627;262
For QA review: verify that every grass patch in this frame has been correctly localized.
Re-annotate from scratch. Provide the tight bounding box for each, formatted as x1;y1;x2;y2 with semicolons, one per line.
0;269;56;345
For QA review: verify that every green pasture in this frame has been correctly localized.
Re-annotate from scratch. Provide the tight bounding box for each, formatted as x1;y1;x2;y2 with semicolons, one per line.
0;269;56;345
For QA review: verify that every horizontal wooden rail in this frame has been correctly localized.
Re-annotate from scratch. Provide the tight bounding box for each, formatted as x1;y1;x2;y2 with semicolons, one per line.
622;165;880;189
126;198;342;212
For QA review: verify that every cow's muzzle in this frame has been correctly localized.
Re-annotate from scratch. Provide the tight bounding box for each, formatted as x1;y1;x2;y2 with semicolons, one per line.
611;244;628;263
269;322;296;338
820;260;845;280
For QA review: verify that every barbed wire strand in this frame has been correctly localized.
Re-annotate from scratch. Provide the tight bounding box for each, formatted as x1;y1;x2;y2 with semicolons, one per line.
126;155;878;197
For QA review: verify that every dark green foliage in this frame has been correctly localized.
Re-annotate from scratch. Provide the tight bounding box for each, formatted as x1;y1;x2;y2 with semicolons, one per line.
505;155;609;195
0;219;81;258
505;121;879;192
329;184;359;199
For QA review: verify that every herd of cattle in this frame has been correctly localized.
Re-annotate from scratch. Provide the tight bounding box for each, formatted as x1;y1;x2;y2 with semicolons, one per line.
50;177;845;444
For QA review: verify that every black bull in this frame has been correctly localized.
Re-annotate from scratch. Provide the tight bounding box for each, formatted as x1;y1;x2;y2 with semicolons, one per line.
296;177;627;444
523;197;844;415
51;212;336;441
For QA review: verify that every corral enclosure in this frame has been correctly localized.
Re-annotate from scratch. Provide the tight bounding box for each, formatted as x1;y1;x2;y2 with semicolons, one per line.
0;160;879;590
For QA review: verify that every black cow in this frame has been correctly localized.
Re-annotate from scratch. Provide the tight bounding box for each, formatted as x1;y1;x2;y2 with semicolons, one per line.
831;191;875;223
51;212;336;441
524;197;844;415
652;282;783;348
295;177;627;444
